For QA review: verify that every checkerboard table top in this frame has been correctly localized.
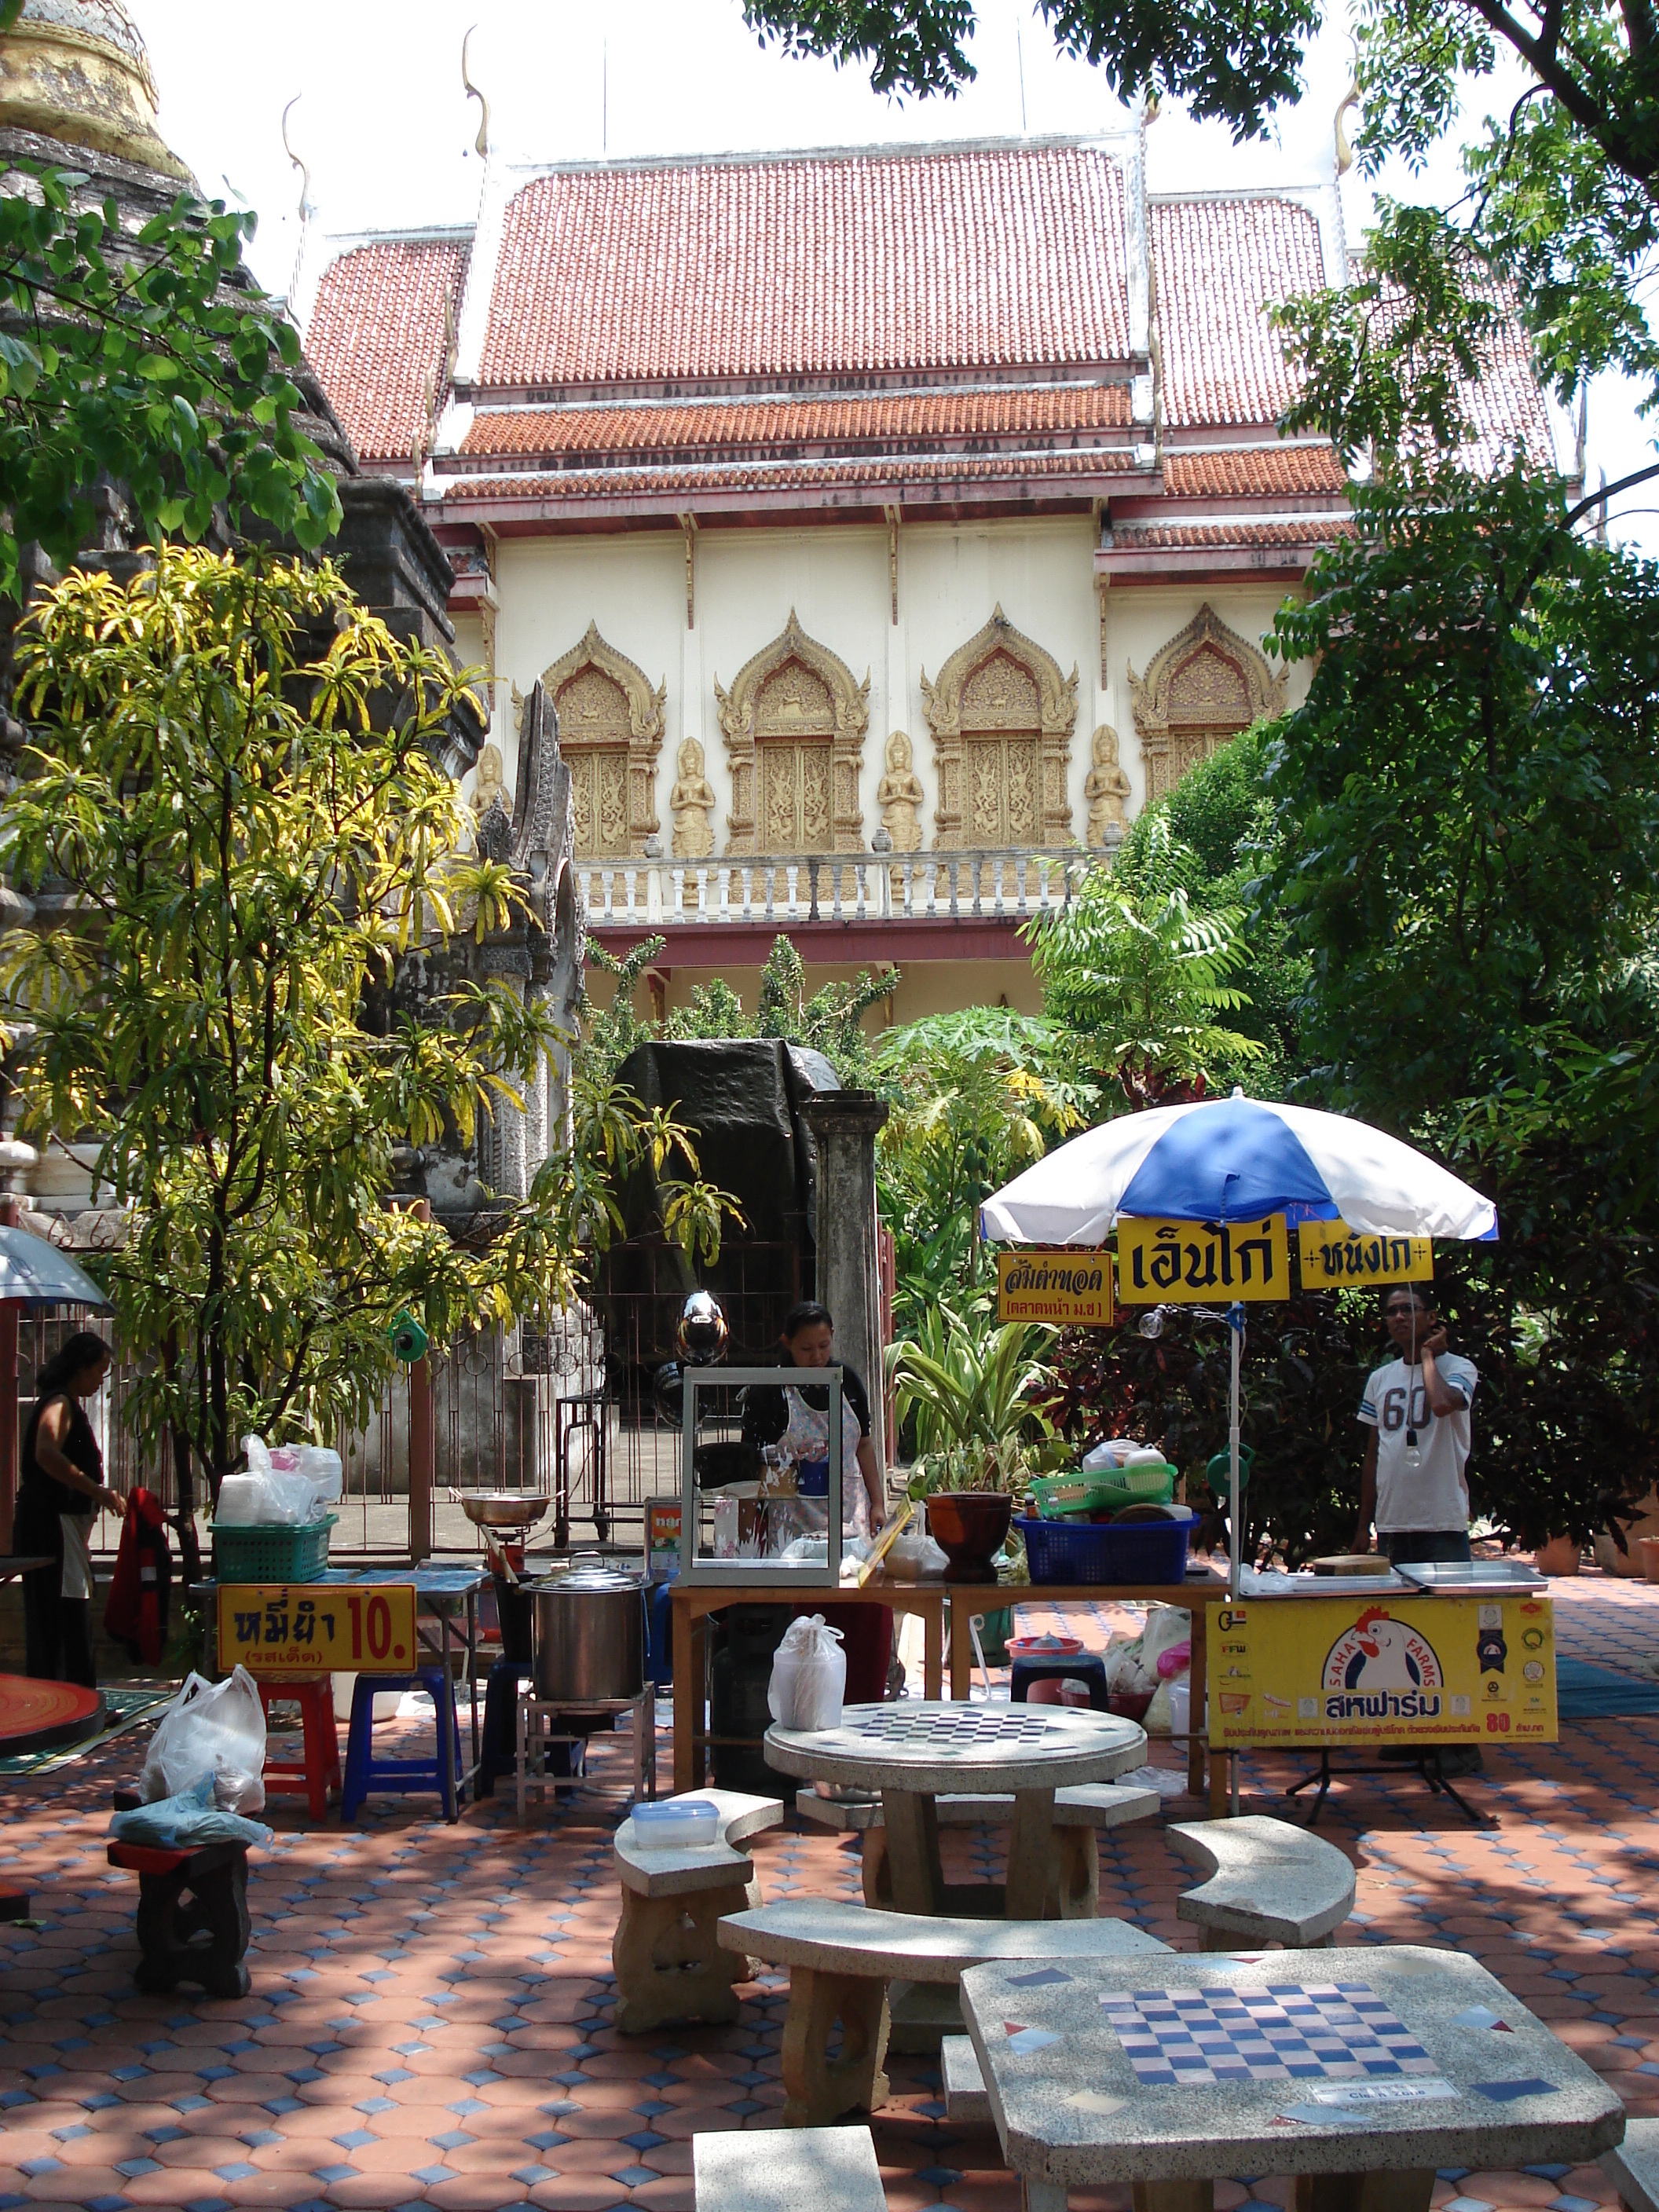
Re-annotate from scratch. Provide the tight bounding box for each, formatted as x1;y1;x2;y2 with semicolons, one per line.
763;1698;1147;1793
958;1946;1624;2188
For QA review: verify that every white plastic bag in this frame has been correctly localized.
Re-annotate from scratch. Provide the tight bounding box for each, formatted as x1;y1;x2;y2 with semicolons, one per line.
140;1665;268;1814
767;1613;847;1730
1082;1439;1133;1470
229;1435;326;1525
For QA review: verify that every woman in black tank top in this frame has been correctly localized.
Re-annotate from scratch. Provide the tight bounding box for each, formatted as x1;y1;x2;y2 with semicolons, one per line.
15;1331;112;1687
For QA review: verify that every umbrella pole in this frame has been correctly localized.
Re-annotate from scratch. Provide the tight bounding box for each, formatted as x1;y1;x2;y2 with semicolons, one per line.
1229;1301;1243;1818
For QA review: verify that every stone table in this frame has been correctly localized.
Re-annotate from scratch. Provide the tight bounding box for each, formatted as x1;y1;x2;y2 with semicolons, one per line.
764;1701;1146;1921
959;1943;1625;2212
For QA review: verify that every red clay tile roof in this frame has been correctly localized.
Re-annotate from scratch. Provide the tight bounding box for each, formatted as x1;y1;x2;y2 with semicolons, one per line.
477;145;1133;388
443;446;1146;505
306;234;470;464
1111;517;1355;546
459;383;1133;462
1163;444;1346;497
1152;196;1325;430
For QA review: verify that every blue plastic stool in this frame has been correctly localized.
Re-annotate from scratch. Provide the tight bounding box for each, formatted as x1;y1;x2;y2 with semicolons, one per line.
1010;1652;1110;1712
342;1668;463;1822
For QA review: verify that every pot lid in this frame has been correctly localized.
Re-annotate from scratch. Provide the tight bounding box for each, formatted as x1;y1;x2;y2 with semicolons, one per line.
531;1558;643;1593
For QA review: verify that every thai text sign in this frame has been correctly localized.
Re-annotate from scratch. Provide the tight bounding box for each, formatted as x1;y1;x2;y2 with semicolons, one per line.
1116;1214;1289;1304
218;1583;418;1675
1298;1221;1433;1287
996;1247;1115;1327
1207;1591;1557;1747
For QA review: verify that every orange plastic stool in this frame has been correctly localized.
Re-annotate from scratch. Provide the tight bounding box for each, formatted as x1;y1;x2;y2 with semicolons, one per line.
257;1678;341;1820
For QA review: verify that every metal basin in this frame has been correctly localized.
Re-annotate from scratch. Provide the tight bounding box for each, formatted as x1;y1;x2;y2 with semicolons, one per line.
459;1491;553;1533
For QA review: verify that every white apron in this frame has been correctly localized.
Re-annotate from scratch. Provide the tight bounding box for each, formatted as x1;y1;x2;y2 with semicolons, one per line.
780;1383;870;1543
59;1512;93;1602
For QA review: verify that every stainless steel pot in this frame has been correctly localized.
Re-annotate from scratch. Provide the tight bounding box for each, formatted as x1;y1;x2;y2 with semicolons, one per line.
526;1554;645;1701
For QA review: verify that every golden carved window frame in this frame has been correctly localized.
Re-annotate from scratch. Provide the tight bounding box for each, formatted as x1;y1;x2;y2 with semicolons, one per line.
1126;602;1288;800
537;621;666;858
714;609;870;856
921;603;1080;850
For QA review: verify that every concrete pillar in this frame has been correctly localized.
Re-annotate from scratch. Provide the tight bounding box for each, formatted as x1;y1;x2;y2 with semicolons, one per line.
800;1091;890;1478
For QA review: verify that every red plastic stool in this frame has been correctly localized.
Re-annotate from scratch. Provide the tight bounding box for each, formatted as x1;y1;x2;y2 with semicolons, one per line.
257;1677;341;1820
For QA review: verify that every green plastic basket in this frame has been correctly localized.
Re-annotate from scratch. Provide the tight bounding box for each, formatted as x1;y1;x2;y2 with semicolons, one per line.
1030;1463;1176;1519
211;1515;336;1584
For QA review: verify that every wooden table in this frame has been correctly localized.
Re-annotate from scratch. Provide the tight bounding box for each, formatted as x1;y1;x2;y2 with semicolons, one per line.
946;1570;1225;1807
669;1573;946;1794
764;1699;1146;1921
961;1943;1625;2212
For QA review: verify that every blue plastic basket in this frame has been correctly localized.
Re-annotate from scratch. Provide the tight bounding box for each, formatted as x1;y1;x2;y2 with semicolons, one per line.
1013;1508;1199;1588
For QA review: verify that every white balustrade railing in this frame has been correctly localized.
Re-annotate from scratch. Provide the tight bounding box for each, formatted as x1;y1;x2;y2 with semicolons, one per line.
576;847;1096;928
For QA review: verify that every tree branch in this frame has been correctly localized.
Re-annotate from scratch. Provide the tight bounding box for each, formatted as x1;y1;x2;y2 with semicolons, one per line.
1459;0;1651;189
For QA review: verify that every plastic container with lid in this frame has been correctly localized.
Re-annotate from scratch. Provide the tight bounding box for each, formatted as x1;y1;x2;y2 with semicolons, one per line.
630;1798;720;1849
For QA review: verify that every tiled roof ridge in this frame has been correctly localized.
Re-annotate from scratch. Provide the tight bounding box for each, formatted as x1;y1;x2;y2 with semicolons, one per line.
490;129;1136;183
443;444;1149;489
466;374;1129;422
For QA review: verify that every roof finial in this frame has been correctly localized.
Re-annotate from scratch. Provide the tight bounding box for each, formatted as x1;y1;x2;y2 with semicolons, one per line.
462;24;489;159
281;95;313;224
1334;41;1360;176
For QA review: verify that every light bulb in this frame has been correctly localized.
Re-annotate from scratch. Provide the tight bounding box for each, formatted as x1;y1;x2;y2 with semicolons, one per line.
1404;1426;1422;1470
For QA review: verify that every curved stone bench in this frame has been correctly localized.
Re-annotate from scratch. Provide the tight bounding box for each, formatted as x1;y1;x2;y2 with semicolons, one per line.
1166;1814;1355;1950
719;1894;1170;2127
612;1788;783;2034
795;1781;1160;1918
1604;2115;1658;2212
694;2121;886;2212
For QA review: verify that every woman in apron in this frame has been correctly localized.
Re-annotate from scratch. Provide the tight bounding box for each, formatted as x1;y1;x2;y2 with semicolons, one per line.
742;1302;892;1701
15;1331;112;1687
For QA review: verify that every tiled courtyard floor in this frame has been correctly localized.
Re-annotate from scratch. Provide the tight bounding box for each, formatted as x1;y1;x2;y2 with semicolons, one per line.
2;1572;1656;2212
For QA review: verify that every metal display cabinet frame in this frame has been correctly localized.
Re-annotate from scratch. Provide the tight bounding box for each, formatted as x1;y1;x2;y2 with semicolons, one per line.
679;1364;843;1589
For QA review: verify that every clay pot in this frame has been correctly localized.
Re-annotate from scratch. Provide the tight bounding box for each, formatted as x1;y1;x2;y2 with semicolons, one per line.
1639;1536;1659;1585
1532;1534;1582;1577
925;1491;1013;1580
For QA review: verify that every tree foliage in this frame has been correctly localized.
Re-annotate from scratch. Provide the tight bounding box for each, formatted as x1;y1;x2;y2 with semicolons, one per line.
0;548;720;1556
0;162;341;597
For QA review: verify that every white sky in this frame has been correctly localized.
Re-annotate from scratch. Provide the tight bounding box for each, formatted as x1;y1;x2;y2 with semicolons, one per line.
128;0;1654;551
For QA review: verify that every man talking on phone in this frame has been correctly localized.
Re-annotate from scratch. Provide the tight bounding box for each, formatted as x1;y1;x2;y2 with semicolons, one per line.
1353;1287;1479;1568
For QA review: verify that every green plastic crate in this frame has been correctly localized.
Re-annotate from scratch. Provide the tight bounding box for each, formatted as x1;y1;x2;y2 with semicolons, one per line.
211;1515;336;1584
1030;1463;1176;1519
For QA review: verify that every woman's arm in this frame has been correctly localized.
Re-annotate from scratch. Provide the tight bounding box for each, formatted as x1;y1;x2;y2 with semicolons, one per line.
34;1401;105;1503
855;1436;885;1522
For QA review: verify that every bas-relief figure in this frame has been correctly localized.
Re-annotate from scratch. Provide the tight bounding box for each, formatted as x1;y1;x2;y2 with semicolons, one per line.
669;738;717;860
1084;723;1131;846
875;730;925;852
471;741;505;818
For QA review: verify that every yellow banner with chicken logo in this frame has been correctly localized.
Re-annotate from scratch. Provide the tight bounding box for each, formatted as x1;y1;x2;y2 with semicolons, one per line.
1297;1220;1434;1287
996;1248;1115;1328
1115;1214;1290;1304
1207;1592;1557;1747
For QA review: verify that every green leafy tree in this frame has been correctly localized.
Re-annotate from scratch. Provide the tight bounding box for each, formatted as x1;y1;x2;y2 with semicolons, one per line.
1023;818;1260;1107
0;548;720;1571
0;160;341;596
579;935;668;1082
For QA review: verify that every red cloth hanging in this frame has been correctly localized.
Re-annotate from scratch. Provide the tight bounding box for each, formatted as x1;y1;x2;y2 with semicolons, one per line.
104;1487;171;1666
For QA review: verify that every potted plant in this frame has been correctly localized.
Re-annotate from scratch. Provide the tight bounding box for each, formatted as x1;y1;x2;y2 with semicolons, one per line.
887;1302;1059;1578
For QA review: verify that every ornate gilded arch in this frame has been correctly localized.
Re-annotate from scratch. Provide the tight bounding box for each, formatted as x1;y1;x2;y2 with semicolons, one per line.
714;610;870;855
537;621;665;858
921;605;1079;849
1127;603;1287;807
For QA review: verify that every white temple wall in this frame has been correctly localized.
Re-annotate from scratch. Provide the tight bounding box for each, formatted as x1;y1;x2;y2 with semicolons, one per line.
485;521;1309;843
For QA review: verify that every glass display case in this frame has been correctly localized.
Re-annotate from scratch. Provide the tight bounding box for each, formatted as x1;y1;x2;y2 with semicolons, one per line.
678;1364;844;1588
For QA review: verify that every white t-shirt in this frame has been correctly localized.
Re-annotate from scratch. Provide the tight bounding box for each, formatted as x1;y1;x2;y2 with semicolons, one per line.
1357;1352;1478;1533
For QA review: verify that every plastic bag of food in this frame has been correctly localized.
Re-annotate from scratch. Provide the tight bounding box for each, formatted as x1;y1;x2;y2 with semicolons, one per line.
139;1665;268;1814
229;1436;325;1525
767;1613;847;1731
112;1770;273;1852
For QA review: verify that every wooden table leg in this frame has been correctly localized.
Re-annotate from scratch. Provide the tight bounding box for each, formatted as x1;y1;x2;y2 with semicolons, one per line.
1132;2184;1214;2212
948;1594;973;1700
1005;1786;1057;1920
881;1787;945;1914
1295;2172;1434;2212
1189;1601;1207;1799
923;1595;942;1701
672;1599;698;1793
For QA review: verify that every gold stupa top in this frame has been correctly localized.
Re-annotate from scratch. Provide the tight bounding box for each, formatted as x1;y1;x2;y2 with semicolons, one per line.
0;0;191;179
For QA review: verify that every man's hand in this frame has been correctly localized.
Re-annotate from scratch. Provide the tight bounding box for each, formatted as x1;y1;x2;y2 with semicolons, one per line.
1419;1323;1449;1361
1350;1528;1372;1555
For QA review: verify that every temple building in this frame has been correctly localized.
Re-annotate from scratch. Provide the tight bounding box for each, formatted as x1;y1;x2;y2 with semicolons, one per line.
302;124;1560;1024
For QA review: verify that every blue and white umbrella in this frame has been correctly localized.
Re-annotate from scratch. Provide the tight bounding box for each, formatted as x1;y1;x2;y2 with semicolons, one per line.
980;1091;1496;1625
980;1091;1496;1248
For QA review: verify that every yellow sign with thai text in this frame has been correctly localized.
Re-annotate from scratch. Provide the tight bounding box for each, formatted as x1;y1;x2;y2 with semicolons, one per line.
218;1584;418;1676
996;1247;1115;1328
1298;1220;1434;1287
1206;1591;1557;1747
1115;1214;1290;1304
